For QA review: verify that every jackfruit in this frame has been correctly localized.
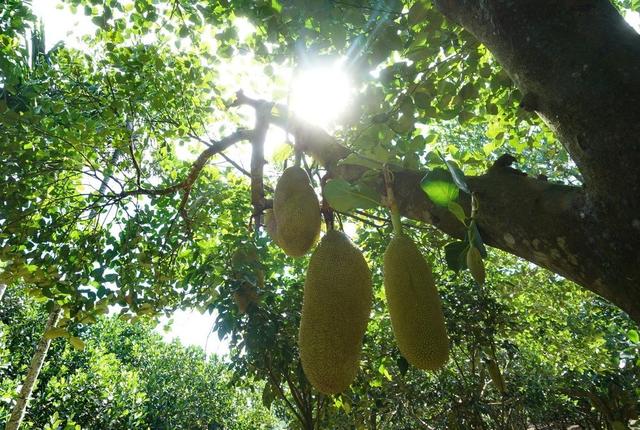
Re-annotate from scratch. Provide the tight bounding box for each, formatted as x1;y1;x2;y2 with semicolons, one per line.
273;166;321;257
298;230;372;394
486;359;506;394
231;244;264;288
263;209;281;246
233;284;259;314
231;245;258;269
383;233;449;370
230;244;263;314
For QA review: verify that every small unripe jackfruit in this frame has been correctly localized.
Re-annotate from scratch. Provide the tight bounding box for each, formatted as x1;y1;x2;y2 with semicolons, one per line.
263;209;281;246
230;245;262;314
486;359;506;394
273;166;321;257
299;230;372;394
383;234;449;370
233;284;259;314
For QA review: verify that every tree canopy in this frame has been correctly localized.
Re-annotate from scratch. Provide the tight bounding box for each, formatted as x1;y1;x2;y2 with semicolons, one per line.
1;0;640;428
0;286;280;429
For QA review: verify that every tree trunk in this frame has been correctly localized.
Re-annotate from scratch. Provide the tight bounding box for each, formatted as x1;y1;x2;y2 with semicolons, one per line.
5;305;62;430
0;284;6;303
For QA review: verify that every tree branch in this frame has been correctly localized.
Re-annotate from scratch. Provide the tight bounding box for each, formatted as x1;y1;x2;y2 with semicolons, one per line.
249;97;272;233
110;129;254;199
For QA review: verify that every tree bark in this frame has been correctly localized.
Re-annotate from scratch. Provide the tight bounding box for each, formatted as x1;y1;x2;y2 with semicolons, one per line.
5;305;62;430
387;169;640;323
0;284;6;303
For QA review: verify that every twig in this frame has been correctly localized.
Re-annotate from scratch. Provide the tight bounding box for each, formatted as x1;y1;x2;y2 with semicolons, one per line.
250;98;272;234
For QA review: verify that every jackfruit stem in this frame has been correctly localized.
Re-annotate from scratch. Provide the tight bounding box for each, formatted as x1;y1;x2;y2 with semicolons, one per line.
294;149;302;168
383;165;403;235
390;208;403;235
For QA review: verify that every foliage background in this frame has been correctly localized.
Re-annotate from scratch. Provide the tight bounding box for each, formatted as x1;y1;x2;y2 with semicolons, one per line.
1;0;640;429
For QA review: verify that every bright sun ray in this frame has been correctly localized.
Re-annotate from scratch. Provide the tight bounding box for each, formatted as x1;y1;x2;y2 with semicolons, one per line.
290;63;353;128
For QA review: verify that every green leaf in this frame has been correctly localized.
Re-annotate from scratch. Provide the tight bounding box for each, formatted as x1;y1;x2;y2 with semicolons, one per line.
458;111;475;124
413;92;431;109
44;327;69;340
378;363;392;381
443;159;470;194
69;336;86;351
420;169;459;207
444;240;468;272
447;201;466;224
468;220;487;258
466;246;486;285
324;179;380;212
628;329;639;343
408;0;429;27
486;102;499;115
369;378;382;387
271;143;293;164
341;396;351;413
338;153;383;170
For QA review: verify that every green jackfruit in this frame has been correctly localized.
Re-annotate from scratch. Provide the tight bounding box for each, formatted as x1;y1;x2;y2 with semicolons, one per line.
273;166;321;257
383;233;449;370
230;244;263;314
231;244;264;288
486;359;506;394
298;230;372;394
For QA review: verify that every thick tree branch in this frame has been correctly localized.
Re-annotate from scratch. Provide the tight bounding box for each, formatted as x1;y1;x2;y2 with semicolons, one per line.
384;162;638;323
434;0;640;206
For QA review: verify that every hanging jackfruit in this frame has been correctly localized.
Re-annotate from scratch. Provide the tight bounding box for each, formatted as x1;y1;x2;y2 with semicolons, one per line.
298;230;372;394
263;209;281;246
273;166;321;257
383;233;449;370
486;358;506;394
230;244;264;314
233;284;259;314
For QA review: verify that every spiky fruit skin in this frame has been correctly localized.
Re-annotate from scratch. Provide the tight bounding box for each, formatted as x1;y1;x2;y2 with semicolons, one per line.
383;234;449;370
273;166;321;257
299;230;372;394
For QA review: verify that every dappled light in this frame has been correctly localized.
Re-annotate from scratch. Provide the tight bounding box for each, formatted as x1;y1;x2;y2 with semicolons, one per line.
2;0;640;429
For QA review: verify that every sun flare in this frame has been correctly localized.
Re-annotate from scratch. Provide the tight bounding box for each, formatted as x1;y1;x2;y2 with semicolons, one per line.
290;65;353;128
